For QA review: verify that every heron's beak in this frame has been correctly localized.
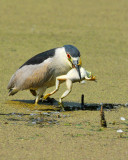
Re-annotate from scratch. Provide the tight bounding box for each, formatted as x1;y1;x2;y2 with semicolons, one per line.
75;65;81;80
73;57;82;80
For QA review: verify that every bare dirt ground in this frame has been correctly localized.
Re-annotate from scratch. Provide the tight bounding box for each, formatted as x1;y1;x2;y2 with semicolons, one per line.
0;0;128;159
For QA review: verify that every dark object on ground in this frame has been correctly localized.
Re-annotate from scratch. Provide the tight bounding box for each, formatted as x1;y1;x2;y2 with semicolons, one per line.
100;105;107;128
81;94;84;110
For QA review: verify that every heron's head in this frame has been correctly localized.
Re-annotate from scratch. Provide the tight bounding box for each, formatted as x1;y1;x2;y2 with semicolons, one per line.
64;45;82;80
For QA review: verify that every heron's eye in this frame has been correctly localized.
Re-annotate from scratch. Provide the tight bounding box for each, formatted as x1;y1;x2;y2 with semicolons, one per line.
67;54;71;59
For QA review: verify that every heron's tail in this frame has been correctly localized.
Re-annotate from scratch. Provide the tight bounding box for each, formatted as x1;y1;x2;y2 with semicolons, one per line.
8;88;18;96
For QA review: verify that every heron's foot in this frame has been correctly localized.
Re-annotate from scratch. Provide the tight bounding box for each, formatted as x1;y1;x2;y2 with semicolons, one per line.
58;102;65;112
43;96;56;105
43;94;51;100
34;101;38;105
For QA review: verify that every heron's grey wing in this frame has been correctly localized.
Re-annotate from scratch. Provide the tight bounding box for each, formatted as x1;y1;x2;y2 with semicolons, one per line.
7;59;55;90
7;48;57;90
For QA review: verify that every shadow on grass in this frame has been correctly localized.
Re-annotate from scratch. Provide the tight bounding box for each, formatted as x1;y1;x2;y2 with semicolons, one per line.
5;99;124;111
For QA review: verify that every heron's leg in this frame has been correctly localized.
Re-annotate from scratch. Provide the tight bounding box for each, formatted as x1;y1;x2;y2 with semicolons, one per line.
59;79;73;104
43;75;67;100
30;89;37;96
30;89;43;99
35;87;47;104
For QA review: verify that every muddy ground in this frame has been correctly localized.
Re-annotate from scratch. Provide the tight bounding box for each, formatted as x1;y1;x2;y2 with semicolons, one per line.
0;0;128;159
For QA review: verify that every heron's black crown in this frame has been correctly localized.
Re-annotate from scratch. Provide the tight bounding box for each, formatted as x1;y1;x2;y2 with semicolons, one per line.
64;45;80;57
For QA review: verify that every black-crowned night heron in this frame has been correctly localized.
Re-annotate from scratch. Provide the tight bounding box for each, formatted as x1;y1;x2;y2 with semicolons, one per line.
7;45;82;104
43;67;96;104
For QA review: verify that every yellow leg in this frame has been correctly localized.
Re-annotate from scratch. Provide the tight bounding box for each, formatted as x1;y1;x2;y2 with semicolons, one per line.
35;87;47;104
35;101;38;105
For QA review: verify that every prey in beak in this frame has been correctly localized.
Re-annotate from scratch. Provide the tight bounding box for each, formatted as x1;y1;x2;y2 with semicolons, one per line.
73;57;82;80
